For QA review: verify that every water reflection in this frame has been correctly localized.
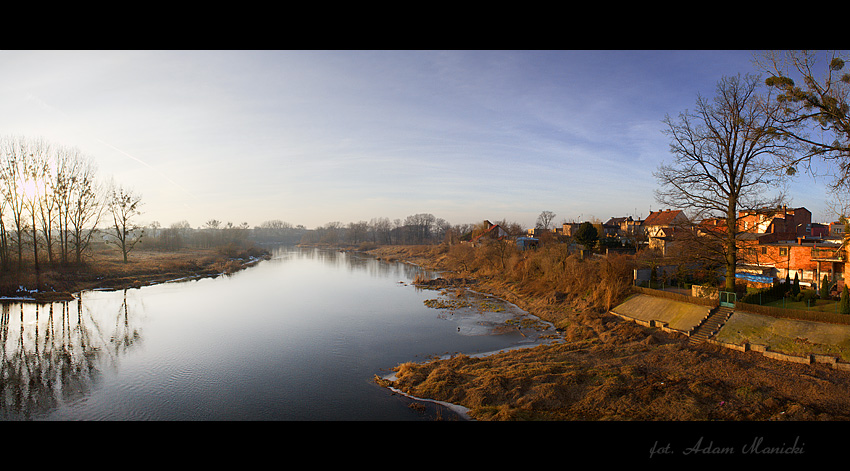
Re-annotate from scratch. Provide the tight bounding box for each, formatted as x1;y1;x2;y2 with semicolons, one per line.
0;246;557;420
293;247;425;281
0;288;147;420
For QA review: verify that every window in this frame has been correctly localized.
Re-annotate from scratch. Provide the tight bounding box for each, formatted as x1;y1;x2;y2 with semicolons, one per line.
779;247;788;256
761;247;767;255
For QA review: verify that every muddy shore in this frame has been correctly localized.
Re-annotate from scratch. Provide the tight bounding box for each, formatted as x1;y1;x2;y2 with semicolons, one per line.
365;245;850;425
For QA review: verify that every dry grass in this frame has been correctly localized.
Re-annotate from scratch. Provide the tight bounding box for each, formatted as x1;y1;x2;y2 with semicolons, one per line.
0;245;270;297
389;325;850;421
370;243;850;421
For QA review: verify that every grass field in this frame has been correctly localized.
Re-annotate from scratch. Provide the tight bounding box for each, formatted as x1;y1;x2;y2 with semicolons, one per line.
760;297;843;313
716;310;850;361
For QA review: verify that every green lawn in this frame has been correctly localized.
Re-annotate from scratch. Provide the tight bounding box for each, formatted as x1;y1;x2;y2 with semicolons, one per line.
762;298;842;313
717;311;850;362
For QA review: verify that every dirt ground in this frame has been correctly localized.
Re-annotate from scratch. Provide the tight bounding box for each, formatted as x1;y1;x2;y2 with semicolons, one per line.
368;245;850;421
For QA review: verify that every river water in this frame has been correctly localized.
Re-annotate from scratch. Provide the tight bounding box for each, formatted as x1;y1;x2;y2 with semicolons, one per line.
0;245;556;421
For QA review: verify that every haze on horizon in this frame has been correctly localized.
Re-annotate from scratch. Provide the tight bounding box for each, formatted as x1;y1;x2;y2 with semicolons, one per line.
0;50;837;230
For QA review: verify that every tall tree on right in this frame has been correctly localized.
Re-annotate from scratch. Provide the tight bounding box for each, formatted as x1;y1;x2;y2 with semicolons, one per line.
654;74;795;293
757;50;850;191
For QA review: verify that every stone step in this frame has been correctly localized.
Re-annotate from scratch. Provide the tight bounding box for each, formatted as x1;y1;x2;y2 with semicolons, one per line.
688;306;734;345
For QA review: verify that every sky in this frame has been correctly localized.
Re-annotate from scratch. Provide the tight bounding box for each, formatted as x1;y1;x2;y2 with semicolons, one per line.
0;50;839;230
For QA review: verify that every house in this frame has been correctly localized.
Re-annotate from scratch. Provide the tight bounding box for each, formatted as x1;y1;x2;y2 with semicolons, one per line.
737;236;845;290
829;221;847;237
641;209;689;256
810;223;829;237
560;222;582;237
605;216;642;237
596;222;619;238
737;206;811;237
642;209;688;236
526;227;550;237
469;220;510;244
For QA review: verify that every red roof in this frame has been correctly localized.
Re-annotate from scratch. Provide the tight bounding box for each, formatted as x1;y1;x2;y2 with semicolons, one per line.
643;209;684;227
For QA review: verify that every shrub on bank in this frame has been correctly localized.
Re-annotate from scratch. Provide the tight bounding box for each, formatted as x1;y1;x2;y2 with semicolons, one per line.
440;241;635;313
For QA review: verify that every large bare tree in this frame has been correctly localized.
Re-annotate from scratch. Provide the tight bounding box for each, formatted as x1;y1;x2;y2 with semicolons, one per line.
757;50;850;191
654;74;795;293
0;136;32;269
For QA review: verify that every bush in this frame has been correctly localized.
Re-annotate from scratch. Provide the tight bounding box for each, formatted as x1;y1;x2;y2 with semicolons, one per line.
821;274;831;299
841;286;850;315
740;280;788;305
797;289;818;304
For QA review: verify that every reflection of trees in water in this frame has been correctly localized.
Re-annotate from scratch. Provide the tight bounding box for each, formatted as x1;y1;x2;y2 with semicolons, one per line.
291;246;428;281
0;289;141;419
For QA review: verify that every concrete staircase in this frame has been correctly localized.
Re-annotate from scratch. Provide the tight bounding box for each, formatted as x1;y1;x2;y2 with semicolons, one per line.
688;306;734;345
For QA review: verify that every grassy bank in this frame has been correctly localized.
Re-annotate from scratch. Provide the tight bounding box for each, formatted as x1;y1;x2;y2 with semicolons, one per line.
369;243;850;421
0;244;270;301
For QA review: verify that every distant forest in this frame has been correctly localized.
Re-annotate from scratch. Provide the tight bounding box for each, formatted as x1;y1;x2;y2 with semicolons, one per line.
145;214;526;249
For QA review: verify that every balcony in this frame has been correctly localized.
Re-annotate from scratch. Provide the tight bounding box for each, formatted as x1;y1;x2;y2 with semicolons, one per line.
811;246;845;262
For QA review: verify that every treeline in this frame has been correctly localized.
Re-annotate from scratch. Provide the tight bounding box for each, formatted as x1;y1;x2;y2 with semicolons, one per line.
145;214;531;251
292;214;524;247
145;219;262;252
145;214;526;251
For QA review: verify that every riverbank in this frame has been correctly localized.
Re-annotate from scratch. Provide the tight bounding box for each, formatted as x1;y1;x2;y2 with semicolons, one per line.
367;244;850;421
0;245;271;302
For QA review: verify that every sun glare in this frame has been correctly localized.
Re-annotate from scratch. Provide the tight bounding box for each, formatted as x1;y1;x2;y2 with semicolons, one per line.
16;178;40;200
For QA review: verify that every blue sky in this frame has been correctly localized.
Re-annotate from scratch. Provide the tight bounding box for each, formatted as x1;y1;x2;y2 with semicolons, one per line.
0;50;837;229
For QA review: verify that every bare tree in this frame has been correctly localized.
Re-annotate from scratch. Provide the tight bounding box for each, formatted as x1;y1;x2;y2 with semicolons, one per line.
535;210;556;230
106;183;144;262
757;50;850;190
655;74;795;292
22;138;52;271
0;136;32;269
69;160;103;263
346;220;368;244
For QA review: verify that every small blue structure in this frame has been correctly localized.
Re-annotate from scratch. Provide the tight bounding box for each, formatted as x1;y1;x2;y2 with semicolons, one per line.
735;273;774;284
516;237;539;251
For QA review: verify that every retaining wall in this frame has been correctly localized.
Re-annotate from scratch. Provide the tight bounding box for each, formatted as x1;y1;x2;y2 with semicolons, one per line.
706;339;850;372
613;289;850;372
608;310;691;337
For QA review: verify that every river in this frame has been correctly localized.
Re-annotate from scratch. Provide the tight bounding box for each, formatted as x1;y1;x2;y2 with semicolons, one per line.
0;245;556;421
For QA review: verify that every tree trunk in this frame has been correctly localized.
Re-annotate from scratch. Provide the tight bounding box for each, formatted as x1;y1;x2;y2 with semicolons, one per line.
725;199;737;293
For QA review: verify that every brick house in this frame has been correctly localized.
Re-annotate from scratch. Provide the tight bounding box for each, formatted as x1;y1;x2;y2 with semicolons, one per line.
641;209;688;255
692;205;845;291
737;206;811;237
737;235;845;291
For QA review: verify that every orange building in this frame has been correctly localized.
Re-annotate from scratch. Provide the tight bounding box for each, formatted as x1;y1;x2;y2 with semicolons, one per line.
737;206;811;237
737;236;845;291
